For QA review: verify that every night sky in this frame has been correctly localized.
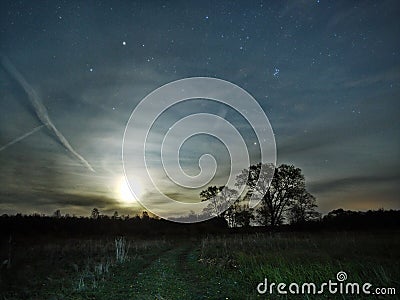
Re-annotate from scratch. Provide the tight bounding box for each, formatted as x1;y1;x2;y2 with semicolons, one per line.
0;1;399;217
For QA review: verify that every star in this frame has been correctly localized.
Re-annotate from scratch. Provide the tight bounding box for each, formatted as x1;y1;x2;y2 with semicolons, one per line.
122;41;126;46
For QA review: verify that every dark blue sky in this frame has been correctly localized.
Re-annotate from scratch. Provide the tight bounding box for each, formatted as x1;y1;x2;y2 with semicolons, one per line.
0;0;399;216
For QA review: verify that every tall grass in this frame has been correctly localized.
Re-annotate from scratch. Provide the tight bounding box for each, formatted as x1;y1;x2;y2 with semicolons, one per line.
198;231;400;296
115;236;129;263
0;236;171;298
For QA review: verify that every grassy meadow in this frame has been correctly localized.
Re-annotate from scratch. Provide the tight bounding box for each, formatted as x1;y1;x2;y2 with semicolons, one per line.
1;231;399;299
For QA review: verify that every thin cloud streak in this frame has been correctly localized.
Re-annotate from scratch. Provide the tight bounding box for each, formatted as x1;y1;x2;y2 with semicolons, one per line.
1;56;95;172
0;124;44;152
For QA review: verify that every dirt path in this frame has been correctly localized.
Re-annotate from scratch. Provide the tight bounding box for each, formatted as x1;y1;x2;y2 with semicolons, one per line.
176;244;207;299
87;243;208;299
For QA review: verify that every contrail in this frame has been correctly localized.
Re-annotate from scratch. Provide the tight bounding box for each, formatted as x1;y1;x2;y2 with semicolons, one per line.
1;55;95;172
0;125;44;152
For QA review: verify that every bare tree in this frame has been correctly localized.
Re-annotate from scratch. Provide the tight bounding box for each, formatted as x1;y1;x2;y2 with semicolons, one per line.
288;191;320;224
200;186;238;220
237;163;318;227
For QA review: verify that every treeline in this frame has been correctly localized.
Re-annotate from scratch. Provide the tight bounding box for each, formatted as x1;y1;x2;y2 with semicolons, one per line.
0;212;228;238
318;208;400;230
272;208;400;232
0;209;399;238
1;164;398;237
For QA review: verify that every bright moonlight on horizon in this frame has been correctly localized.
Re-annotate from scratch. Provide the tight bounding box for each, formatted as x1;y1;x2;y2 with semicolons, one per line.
118;176;142;204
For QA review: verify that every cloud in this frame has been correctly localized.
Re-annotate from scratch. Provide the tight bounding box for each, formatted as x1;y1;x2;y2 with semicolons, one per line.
0;189;118;212
0;124;44;152
0;55;95;172
309;173;399;194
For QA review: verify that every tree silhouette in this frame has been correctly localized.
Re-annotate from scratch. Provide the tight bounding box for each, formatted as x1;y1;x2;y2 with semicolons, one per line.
141;211;150;220
234;204;255;227
53;209;61;218
91;208;100;219
112;211;119;219
200;185;238;219
237;163;318;227
288;191;320;224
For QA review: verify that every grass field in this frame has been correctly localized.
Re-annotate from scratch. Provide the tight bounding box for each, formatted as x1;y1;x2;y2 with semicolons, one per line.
1;231;399;299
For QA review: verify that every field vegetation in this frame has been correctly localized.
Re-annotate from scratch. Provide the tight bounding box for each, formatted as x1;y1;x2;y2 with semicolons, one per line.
1;231;398;299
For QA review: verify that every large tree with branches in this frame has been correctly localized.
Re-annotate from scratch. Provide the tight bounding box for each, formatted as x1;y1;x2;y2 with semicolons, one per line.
236;163;318;227
200;185;239;225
